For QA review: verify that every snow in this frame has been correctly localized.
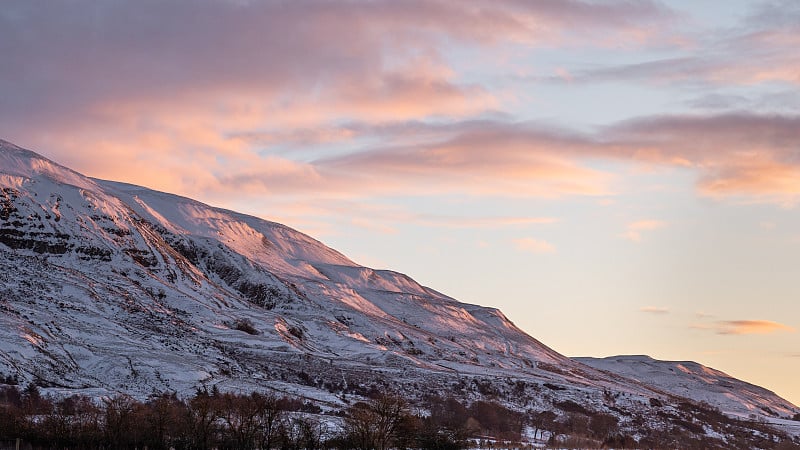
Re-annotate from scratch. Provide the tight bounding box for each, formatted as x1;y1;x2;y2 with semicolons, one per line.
576;355;798;418
0;139;797;440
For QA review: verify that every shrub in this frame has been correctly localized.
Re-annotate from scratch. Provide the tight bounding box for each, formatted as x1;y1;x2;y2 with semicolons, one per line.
232;318;259;335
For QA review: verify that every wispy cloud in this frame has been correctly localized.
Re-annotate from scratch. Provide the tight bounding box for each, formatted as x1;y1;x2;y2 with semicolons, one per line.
413;216;558;228
513;237;556;254
3;1;800;215
0;0;675;129
692;320;795;335
348;214;556;233
542;2;800;88
0;0;681;206
621;220;667;242
606;113;800;205
716;320;795;335
640;306;669;314
13;111;800;212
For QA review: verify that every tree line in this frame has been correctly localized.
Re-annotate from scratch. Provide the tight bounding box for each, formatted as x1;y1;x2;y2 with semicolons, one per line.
2;382;799;450
0;384;486;450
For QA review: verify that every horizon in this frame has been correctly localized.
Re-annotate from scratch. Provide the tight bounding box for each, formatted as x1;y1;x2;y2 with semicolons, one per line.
2;1;799;406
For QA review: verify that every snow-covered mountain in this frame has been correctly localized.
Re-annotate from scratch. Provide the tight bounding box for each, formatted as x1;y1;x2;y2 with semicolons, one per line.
1;138;798;441
0;139;609;395
576;355;797;419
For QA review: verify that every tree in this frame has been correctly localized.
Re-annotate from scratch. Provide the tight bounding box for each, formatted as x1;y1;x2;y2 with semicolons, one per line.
414;418;469;450
217;392;264;449
342;395;408;450
529;410;557;441
255;392;286;450
187;388;220;450
467;401;523;440
141;393;188;449
22;383;49;415
103;394;137;449
428;396;468;430
279;416;323;450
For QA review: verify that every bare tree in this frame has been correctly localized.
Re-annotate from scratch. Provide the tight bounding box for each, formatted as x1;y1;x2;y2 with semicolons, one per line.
255;392;286;450
218;392;263;449
343;395;408;450
104;394;136;449
187;388;219;450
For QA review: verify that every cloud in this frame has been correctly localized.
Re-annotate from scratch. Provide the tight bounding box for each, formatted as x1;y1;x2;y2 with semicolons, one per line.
350;217;399;235
693;320;795;335
0;0;676;206
11;110;800;212
628;220;666;231
621;220;666;242
640;306;669;314
303;113;800;205
315;141;614;198
245;198;559;238
717;320;795;335
513;237;556;254
0;0;673;127
2;1;799;213
539;2;800;88
347;212;557;233
606;113;800;205
686;89;800;114
413;215;558;228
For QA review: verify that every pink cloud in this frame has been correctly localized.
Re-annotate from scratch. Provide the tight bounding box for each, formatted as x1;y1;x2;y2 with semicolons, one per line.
607;113;800;204
1;1;797;213
717;320;795;336
620;220;667;242
0;0;673;129
18;111;800;214
640;306;669;314
13;110;800;213
692;320;795;335
416;216;557;228
513;237;556;254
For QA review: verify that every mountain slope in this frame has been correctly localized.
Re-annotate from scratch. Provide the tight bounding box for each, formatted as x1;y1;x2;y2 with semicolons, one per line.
576;355;797;418
0;138;598;395
1;138;798;443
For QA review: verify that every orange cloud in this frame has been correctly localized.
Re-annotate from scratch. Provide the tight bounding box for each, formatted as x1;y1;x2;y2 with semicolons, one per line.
607;113;800;205
416;216;558;228
697;157;800;206
692;320;795;335
17;110;800;215
6;1;797;212
640;306;669;314
513;237;556;254
716;320;795;335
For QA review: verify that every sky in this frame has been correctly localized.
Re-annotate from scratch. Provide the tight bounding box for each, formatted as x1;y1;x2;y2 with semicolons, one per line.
2;0;800;405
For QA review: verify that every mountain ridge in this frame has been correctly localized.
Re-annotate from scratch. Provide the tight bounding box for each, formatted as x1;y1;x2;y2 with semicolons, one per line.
577;355;797;419
1;139;798;444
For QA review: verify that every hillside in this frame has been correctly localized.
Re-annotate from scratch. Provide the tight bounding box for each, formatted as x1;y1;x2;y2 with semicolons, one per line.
1;138;798;447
